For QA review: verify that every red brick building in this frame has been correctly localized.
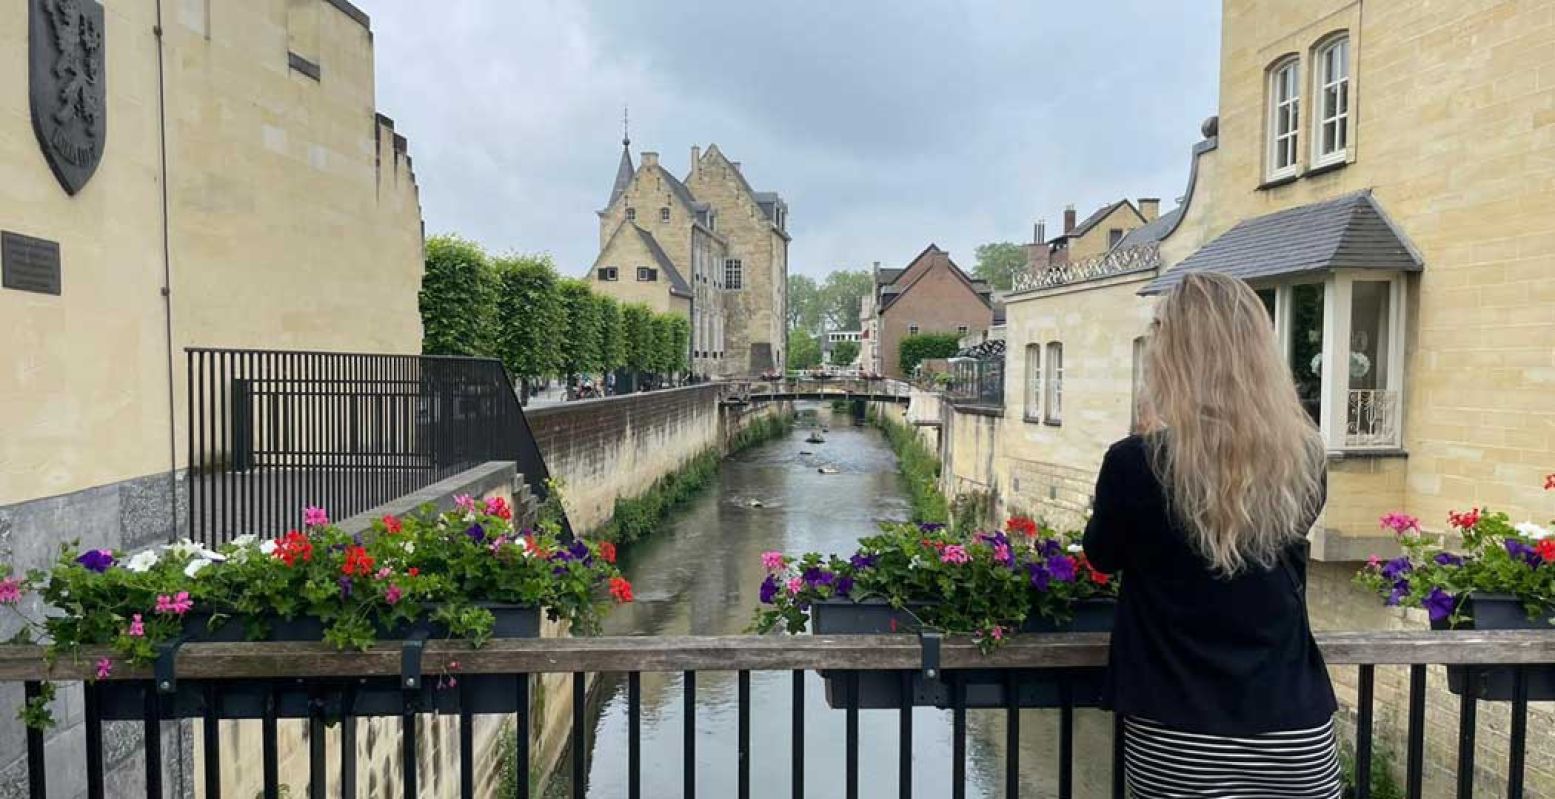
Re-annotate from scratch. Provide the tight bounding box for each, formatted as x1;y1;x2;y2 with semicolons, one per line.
871;244;995;378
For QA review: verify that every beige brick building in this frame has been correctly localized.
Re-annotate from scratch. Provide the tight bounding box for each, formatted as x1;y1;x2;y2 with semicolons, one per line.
870;245;995;379
1025;197;1159;273
590;141;789;377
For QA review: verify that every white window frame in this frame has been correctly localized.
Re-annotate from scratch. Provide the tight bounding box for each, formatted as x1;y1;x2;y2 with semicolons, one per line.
724;258;743;290
1268;57;1302;179
625;207;636;222
1024;343;1043;422
1312;36;1350;167
637;266;656;282
598;266;618;282
660;207;671;223
1044;342;1063;425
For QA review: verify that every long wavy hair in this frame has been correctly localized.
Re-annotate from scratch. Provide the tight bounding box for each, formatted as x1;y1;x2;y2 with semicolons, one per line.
1141;272;1326;576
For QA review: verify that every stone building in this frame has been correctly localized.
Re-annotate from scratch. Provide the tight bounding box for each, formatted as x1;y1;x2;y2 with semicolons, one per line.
590;141;790;378
0;0;424;793
1025;197;1158;273
870;245;994;379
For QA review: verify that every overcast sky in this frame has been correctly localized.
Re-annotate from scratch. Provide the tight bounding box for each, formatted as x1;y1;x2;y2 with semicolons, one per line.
361;2;1221;279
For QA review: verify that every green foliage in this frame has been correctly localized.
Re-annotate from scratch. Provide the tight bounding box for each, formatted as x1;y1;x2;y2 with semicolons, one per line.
972;241;1029;291
420;234;496;356
871;408;949;524
898;332;962;373
1340;742;1404;799
952;489;994;537
830;339;860;366
789;331;822;370
819;269;874;332
595;295;625;371
557;279;604;377
649;314;679;374
17;681;55;730
751;519;1116;649
493;254;564;380
666;314;691;373
620;304;654;372
787;273;823;335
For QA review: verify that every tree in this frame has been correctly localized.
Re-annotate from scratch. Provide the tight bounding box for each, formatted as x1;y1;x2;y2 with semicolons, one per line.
789;332;822;370
621;304;655;373
831;339;860;366
420;234;496;356
972;242;1028;291
820;269;873;332
650;314;679;375
666;314;691;374
898;332;962;374
595;295;625;372
493;254;563;388
557;278;603;377
787;274;824;336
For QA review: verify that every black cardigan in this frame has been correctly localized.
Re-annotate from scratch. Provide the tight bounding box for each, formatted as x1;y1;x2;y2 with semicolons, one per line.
1082;434;1337;736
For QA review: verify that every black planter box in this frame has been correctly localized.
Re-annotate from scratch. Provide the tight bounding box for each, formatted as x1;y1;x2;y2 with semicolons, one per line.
811;598;1115;710
98;604;540;720
1430;593;1555;701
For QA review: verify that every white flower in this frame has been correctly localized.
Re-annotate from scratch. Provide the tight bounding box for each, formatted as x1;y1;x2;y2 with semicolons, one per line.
1515;522;1552;540
463;512;477;524
184;558;212;578
230;534;258;549
124;550;160;573
165;539;204;558
402;540;416;555
1067;544;1083;554
259;540;277;555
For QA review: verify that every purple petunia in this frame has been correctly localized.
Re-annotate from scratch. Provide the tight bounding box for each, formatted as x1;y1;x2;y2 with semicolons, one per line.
849;553;878;570
1046;555;1077;583
1505;540;1542;567
76;549;115;574
1380;556;1413;582
465;524;486;543
918;523;945;533
1386;580;1410;606
759;574;780;604
338;576;353;599
568;540;591;563
1433;552;1464;567
1424;588;1456;622
1028;563;1051;592
802;566;836;588
1037;539;1063;558
835;576;854;598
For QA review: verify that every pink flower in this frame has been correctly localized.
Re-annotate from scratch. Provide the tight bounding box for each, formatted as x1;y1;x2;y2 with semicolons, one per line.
303;506;329;527
0;578;21;605
990;625;1005;641
155;592;193;616
385;585;403;605
940;544;971;565
786;577;804;595
993;543;1012;566
454;494;476;513
375;567;392;580
760;551;785;571
128;614;144;637
1379;512;1421;536
96;658;112;680
1367;555;1381;569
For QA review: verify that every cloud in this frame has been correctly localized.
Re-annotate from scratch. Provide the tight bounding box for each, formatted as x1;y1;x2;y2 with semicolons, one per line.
361;1;1220;277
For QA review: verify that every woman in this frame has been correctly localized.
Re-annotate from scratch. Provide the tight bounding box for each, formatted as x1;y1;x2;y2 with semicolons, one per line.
1083;272;1340;798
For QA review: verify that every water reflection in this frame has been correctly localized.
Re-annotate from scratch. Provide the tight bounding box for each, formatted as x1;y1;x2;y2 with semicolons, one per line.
567;406;1116;798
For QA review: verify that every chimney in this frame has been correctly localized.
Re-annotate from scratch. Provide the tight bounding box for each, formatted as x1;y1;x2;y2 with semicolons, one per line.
641;151;659;168
1138;197;1160;222
1034;219;1047;244
1063;205;1077;233
690;146;701;176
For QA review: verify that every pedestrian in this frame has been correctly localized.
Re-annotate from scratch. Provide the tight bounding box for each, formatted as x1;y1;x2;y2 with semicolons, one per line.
605;371;615;396
1083;271;1339;799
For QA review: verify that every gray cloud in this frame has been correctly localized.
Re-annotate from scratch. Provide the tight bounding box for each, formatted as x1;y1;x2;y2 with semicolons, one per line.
361;1;1220;277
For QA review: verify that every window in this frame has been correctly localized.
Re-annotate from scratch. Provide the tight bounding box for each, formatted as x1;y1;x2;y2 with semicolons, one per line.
1044;342;1063;424
1314;36;1350;166
908;324;920;336
1024;344;1043;421
660;207;671;223
724;259;743;290
637;267;657;282
625;207;636;222
598;267;618;282
1288;282;1324;425
1268;58;1301;178
1131;336;1146;433
1108;228;1125;249
957;324;969;335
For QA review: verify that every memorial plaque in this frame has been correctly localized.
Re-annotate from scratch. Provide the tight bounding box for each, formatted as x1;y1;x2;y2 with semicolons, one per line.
2;231;62;295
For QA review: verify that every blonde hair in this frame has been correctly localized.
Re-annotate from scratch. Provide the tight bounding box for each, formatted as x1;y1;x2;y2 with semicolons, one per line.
1142;272;1326;576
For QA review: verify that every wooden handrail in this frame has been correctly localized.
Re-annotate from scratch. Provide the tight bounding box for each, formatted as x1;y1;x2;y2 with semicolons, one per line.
1;630;1553;681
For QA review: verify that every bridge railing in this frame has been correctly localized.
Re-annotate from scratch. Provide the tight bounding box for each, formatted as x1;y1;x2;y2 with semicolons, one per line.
2;629;1552;798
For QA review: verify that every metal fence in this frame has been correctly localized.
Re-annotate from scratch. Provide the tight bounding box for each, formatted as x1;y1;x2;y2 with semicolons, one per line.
947;356;1005;408
186;348;558;544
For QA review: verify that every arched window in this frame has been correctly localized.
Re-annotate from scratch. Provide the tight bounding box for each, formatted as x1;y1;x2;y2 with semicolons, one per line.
1313;35;1350;166
1268;57;1301;178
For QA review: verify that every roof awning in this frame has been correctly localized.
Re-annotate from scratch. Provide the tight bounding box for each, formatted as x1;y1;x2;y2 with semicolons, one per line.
1141;190;1421;295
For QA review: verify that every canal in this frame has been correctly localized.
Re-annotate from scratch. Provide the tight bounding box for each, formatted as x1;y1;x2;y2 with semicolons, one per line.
563;404;1114;797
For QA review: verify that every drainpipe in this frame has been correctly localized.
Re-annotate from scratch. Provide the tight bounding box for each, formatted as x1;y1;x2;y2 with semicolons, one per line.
154;1;178;543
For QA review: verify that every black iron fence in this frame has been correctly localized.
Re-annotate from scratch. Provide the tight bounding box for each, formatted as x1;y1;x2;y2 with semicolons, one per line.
186;348;558;544
1;629;1551;799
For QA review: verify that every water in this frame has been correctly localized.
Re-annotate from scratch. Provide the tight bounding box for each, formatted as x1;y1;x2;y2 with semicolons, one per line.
567;405;1115;798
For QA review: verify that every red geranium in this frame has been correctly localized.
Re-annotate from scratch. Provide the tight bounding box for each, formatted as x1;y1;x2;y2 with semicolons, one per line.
485;496;513;521
381;515;403;534
273;530;314;567
1539;539;1555;564
341;545;375;577
609;577;634;603
1545;473;1555;491
599;541;617;564
408;567;420;577
1448;508;1481;530
1005;516;1039;538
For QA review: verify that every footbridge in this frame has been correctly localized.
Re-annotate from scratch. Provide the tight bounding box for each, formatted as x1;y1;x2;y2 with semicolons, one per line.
723;377;913;405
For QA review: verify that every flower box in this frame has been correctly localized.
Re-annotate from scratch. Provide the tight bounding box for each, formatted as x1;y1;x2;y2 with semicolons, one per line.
812;598;1114;709
1430;594;1555;702
95;604;540;720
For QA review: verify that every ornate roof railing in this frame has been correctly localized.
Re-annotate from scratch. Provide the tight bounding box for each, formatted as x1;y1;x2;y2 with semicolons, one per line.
1012;242;1162;293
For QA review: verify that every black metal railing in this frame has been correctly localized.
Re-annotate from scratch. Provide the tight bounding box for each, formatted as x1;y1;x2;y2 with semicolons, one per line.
187;348;559;543
947;357;1004;408
1;629;1551;799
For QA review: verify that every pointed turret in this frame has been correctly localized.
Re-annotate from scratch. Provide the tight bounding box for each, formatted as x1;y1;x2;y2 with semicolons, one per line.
607;138;634;210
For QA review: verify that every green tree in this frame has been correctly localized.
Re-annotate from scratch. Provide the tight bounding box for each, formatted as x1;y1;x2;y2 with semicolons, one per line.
667;314;691;373
972;242;1028;291
595;295;625;372
557;278;603;377
419;234;495;356
831;339;860;366
649;314;679;374
820;269;873;332
787;274;824;336
898;332;962;373
493;254;563;389
621;304;654;372
789;331;822;370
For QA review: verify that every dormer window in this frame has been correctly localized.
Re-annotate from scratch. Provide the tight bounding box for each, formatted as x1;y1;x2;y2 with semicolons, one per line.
1313;35;1350;167
1268;57;1301;179
626;207;637;222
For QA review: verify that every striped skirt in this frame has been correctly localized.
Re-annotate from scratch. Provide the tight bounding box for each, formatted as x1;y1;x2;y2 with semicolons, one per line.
1124;716;1343;799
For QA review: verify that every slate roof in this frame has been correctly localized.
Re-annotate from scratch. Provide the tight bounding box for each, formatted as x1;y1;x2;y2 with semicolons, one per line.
607;145;634;209
1115;206;1183;250
660;168;699;212
630;224;694;298
1141;190;1421;295
1058;199;1143;240
876;268;904;286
